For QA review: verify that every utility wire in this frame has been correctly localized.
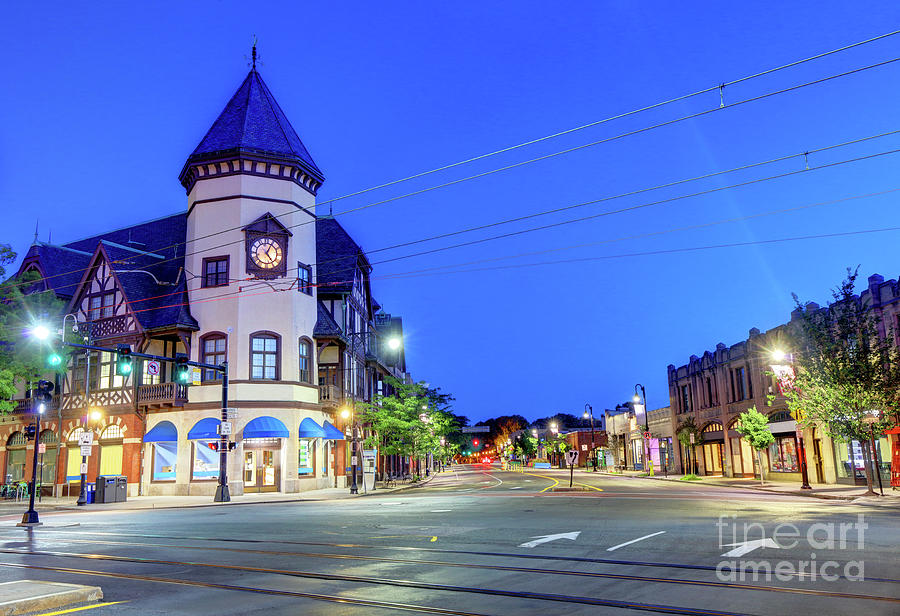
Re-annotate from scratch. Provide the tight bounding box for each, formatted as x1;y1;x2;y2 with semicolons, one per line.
10;51;900;293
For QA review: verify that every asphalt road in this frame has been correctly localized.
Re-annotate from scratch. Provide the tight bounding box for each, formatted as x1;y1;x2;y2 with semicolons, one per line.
0;464;897;615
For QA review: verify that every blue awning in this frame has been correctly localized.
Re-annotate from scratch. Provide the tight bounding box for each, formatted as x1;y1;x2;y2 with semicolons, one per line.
322;420;346;440
187;417;220;440
299;417;326;438
244;416;289;439
144;421;178;443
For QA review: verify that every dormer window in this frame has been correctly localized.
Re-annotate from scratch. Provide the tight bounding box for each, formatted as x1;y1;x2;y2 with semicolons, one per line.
88;291;115;320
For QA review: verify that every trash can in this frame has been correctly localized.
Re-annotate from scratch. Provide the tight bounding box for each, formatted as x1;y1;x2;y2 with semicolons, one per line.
85;482;95;504
95;476;111;503
115;476;127;502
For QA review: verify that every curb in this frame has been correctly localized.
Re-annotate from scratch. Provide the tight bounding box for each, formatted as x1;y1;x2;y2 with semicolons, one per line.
0;580;102;615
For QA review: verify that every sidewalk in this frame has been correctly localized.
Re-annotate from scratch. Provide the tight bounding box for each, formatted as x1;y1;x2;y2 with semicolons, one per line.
588;468;900;504
0;473;437;518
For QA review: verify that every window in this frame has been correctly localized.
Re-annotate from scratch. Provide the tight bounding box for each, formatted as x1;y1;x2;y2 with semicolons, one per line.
298;439;316;476
297;263;312;295
681;385;691;413
299;338;312;383
768;435;799;472
97;351;125;390
152;442;177;481
706;377;713;407
99;425;123;477
734;367;746;401
88;291;115;320
201;334;227;381
192;442;219;480
202;257;229;288
250;333;279;380
6;433;25;483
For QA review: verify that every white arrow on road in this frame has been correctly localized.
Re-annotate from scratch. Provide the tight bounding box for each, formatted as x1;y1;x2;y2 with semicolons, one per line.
720;537;781;558
519;531;581;548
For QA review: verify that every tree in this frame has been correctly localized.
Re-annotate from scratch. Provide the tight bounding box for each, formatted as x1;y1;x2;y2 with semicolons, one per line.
545;433;571;467
512;433;537;461
787;269;900;495
0;244;66;414
676;416;700;475
734;406;775;486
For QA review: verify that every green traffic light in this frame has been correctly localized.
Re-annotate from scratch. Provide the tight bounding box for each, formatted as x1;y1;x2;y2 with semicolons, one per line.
48;353;62;366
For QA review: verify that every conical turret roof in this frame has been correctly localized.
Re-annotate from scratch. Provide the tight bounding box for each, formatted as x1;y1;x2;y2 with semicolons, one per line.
180;69;323;190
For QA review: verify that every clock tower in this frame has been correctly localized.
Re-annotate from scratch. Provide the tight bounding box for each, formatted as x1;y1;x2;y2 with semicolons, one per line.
179;62;324;431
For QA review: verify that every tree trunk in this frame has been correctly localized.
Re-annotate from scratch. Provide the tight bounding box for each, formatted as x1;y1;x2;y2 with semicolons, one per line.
756;449;766;486
861;438;877;496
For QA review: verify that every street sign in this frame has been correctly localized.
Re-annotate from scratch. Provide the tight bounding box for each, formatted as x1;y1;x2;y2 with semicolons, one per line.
80;445;92;457
565;450;578;466
226;407;238;419
78;432;93;446
350;456;358;465
461;426;491;433
146;360;160;376
643;431;651;440
80;462;88;474
38;443;46;454
689;433;696;445
191;368;202;386
219;422;233;436
580;444;587;451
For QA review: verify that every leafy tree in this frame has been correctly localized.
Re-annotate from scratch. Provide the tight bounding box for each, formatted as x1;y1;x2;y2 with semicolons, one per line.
787;269;900;495
676;416;700;475
0;244;66;414
545;433;571;467
512;433;537;460
734;406;775;486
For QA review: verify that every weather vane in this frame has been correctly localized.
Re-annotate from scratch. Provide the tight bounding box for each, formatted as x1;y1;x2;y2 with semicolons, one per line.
248;35;260;70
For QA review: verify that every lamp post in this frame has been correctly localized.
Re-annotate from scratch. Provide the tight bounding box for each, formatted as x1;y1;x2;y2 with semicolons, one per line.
340;407;359;494
633;384;653;476
771;350;812;490
583;403;596;472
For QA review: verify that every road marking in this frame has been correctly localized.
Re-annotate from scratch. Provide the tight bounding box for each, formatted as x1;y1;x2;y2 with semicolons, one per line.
606;531;666;551
519;531;581;548
430;509;452;512
523;471;559;492
430;536;437;542
509;486;523;489
36;602;127;615
721;537;781;557
380;502;404;506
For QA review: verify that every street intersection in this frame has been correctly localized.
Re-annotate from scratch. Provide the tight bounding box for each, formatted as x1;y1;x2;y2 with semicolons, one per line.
0;464;896;615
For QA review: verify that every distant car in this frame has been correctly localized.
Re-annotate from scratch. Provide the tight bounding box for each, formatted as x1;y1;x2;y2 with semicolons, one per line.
481;457;494;465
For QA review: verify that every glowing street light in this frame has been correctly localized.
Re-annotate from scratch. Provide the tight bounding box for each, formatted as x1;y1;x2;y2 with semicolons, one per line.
30;325;50;340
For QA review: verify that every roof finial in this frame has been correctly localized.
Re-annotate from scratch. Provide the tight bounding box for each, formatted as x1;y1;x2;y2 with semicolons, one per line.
33;220;39;245
251;35;258;70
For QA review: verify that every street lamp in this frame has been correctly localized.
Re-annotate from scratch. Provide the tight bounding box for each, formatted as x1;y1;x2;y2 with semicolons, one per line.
583;403;596;472
29;325;50;340
770;349;812;490
340;406;359;494
633;384;653;476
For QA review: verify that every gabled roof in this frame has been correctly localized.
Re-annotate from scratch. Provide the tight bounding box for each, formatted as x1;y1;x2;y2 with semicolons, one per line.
316;217;370;295
184;69;322;180
313;301;343;338
18;242;92;299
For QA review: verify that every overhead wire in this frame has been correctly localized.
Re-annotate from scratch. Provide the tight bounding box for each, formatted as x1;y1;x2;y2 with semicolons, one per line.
8;49;900;293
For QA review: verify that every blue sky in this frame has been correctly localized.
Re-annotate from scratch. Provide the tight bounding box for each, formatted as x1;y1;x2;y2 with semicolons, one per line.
3;3;900;422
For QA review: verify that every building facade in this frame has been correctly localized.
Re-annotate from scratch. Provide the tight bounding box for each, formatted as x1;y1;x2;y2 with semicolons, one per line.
2;65;414;498
667;272;898;486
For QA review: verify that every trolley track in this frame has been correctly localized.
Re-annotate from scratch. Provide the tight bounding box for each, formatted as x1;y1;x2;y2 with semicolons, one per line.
6;527;898;584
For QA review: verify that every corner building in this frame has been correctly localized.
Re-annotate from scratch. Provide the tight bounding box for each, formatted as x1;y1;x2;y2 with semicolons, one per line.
4;66;408;497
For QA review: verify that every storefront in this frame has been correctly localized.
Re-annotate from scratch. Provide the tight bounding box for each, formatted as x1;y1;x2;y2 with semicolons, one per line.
298;418;325;481
700;422;725;476
241;417;289;493
143;421;178;482
766;411;801;480
187;418;221;484
832;434;891;487
727;419;756;478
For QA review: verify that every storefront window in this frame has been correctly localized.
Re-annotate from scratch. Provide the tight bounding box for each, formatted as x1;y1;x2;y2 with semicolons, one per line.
768;435;799;472
153;442;177;481
630;439;644;470
298;439;315;476
192;442;220;479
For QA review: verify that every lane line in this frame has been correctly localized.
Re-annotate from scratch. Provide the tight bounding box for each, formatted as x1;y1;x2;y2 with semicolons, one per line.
523;472;559;492
607;531;666;551
36;602;127;615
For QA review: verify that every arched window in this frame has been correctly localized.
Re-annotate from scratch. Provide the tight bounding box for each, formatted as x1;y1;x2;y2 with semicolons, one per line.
39;430;59;486
67;427;85;443
200;332;227;381
250;332;280;380
99;424;123;477
299;337;313;384
6;432;26;482
39;430;58;444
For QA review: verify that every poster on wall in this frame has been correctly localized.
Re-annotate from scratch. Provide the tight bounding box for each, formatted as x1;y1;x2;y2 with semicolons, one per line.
298;440;313;475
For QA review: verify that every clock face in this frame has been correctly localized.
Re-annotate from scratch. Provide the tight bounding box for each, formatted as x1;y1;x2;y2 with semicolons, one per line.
249;237;283;269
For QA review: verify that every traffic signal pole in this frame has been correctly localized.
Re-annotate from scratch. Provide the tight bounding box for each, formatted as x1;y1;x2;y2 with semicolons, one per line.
63;342;229;503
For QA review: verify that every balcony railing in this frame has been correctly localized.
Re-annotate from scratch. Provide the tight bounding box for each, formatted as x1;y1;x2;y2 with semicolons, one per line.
319;384;344;407
137;382;188;407
11;395;60;414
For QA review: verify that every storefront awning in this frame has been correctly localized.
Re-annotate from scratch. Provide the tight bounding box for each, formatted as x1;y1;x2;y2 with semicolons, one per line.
299;417;326;438
144;421;177;443
244;416;289;439
187;417;220;440
322;420;346;440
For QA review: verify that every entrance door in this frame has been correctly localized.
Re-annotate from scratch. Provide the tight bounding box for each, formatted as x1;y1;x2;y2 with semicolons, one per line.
243;447;280;492
703;442;724;475
813;437;824;483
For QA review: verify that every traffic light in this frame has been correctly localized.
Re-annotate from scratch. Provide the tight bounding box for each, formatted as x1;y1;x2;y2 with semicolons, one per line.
47;342;63;368
208;441;236;452
174;353;190;384
473;439;480;447
34;380;53;407
116;344;133;376
24;425;36;440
